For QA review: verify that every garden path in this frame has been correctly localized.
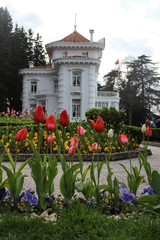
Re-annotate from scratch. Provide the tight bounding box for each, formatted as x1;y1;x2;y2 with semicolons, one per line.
2;145;160;197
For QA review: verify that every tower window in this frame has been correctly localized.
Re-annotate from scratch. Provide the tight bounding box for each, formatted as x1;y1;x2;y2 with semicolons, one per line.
30;81;37;93
72;99;81;118
72;72;81;87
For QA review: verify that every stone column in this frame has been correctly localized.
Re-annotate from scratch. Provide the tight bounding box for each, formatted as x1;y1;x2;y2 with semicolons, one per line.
88;65;96;109
22;77;29;112
58;66;65;116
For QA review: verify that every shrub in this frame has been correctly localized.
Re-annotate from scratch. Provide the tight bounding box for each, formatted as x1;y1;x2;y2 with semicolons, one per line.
85;107;125;131
122;125;143;145
85;108;100;122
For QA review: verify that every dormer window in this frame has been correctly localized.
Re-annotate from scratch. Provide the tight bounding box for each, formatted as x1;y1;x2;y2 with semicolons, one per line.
72;71;81;87
30;81;37;93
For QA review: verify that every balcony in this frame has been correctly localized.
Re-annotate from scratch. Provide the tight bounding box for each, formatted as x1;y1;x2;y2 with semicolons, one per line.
97;91;119;97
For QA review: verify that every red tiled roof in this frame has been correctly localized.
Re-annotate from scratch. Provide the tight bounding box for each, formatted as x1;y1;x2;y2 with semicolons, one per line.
58;31;90;43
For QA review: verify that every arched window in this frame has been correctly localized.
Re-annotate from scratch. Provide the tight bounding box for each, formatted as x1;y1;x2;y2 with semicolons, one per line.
30;80;37;93
72;71;81;87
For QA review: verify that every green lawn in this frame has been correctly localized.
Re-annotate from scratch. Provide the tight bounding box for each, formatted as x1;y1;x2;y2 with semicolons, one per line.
0;201;159;240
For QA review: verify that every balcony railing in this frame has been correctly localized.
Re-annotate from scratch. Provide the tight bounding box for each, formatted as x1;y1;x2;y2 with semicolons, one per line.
97;91;119;97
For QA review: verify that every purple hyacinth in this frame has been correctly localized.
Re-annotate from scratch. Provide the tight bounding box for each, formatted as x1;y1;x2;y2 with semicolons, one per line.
120;189;136;204
46;196;55;203
142;187;157;196
19;189;38;205
119;184;127;191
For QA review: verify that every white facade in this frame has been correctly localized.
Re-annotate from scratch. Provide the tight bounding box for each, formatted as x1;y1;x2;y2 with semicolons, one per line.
20;30;119;121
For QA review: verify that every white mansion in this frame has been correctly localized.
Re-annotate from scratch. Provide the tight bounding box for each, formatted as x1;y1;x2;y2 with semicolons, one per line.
20;29;119;121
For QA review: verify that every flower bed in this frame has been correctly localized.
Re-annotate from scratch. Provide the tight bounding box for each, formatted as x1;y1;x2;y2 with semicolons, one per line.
1;148;152;162
0;106;159;220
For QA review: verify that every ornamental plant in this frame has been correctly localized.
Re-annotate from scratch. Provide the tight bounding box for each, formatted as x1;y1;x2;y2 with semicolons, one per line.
46;115;56;131
1;129;30;207
90;116;104;132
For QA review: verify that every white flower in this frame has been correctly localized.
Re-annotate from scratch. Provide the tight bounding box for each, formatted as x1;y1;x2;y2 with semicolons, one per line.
108;129;114;138
141;124;146;134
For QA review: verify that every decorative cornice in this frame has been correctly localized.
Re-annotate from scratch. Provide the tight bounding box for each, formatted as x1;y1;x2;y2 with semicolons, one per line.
19;68;54;76
53;58;100;65
46;41;105;58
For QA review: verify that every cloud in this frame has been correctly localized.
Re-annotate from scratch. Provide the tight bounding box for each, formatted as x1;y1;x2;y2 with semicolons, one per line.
21;13;43;29
107;37;153;57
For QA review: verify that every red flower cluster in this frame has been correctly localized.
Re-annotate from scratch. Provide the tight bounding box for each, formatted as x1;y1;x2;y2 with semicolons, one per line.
145;127;152;137
92;142;98;151
70;136;79;148
119;134;129;145
68;146;76;156
46;135;54;145
78;126;86;136
46;115;56;131
90;116;104;132
34;106;45;123
59;110;69;126
15;129;27;142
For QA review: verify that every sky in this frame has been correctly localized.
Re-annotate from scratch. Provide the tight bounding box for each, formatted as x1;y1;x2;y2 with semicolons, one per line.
1;0;160;84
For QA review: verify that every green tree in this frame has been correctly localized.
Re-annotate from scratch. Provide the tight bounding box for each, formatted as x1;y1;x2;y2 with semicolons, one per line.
0;7;47;111
0;7;13;111
8;25;29;110
33;33;46;67
103;70;120;91
120;55;160;125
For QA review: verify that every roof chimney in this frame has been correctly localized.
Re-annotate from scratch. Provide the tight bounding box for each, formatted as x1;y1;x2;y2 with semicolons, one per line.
28;61;34;68
89;29;94;42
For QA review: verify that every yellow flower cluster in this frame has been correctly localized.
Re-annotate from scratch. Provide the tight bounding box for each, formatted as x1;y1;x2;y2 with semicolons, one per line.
0;127;139;154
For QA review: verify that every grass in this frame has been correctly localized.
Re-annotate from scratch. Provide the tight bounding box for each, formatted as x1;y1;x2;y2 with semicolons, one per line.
0;200;160;240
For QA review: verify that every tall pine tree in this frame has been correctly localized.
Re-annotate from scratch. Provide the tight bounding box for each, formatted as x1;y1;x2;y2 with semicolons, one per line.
0;7;47;111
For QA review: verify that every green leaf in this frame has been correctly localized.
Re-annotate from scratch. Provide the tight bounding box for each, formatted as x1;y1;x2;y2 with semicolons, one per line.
27;140;40;160
153;204;160;210
137;195;159;203
114;177;119;204
5;149;15;173
71;163;81;172
0;151;6;164
98;162;104;178
16;158;31;177
1;165;16;198
59;154;69;173
120;163;131;176
90;163;96;186
151;171;160;195
39;192;48;211
133;166;139;177
132;176;144;195
60;169;75;199
15;173;24;197
82;166;90;182
75;181;94;200
46;156;58;194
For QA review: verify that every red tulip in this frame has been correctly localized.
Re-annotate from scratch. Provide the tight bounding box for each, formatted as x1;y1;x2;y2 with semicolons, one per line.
34;105;45;123
90;116;104;132
59;110;69;126
68;146;75;155
119;134;129;145
46;135;54;145
15;128;27;142
92;142;98;151
78;126;86;136
145;127;152;137
46;115;56;131
70;136;79;147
